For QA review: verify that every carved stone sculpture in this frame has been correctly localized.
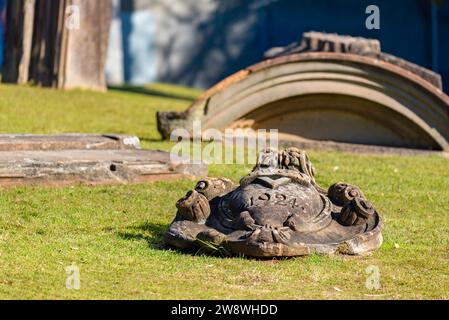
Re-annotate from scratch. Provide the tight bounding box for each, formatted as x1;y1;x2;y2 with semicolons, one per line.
165;148;382;257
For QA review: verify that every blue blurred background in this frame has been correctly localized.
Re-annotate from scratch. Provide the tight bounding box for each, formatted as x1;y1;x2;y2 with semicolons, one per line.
1;0;448;93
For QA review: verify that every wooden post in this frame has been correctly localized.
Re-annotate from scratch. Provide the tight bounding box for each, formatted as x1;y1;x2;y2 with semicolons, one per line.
2;0;112;91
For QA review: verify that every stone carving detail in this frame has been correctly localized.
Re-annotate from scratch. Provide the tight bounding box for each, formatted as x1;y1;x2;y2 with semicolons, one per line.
165;148;383;257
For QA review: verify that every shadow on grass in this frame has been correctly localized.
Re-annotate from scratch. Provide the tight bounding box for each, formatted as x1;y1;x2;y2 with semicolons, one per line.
117;221;295;261
117;221;227;257
109;85;198;102
117;221;169;250
138;137;163;143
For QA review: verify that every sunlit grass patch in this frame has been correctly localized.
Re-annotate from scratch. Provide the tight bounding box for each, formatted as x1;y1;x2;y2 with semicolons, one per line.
0;84;447;299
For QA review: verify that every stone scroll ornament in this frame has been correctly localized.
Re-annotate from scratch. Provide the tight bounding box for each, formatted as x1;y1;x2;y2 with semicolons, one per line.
164;148;382;257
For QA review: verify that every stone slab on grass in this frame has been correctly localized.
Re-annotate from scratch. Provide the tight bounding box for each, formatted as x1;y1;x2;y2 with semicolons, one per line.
0;134;141;151
0;149;207;187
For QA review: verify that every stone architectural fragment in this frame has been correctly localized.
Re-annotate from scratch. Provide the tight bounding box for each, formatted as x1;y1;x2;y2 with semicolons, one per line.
0;149;207;187
165;148;382;257
0;134;140;151
0;134;206;186
158;32;449;152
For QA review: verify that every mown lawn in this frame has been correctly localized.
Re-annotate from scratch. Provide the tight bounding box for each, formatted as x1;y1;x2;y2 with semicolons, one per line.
0;84;448;299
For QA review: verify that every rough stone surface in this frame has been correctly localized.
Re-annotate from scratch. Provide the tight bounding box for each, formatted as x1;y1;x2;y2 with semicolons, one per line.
0;149;207;187
264;31;442;89
165;148;382;257
0;134;141;151
278;135;448;157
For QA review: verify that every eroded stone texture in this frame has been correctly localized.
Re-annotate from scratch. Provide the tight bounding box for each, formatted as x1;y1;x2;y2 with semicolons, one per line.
264;31;442;89
0;134;207;186
165;148;382;257
0;134;141;151
0;149;207;187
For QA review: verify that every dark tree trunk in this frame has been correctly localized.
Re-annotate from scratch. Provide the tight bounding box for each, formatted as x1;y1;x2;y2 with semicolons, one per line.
2;0;112;91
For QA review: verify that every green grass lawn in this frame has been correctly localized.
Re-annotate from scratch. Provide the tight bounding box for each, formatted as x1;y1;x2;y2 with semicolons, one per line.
0;84;448;299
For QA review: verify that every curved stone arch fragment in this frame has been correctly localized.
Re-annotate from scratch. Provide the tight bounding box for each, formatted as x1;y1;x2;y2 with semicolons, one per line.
157;52;449;151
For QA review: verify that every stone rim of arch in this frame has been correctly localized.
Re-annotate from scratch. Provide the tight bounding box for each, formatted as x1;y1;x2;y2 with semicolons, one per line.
157;52;449;151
